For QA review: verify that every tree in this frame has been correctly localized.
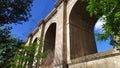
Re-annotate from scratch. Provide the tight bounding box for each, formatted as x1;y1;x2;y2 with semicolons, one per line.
4;39;49;68
0;0;33;67
0;0;33;26
83;0;120;46
0;25;22;67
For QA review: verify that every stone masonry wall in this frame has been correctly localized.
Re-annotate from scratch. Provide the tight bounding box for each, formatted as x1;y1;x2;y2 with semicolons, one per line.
68;50;120;68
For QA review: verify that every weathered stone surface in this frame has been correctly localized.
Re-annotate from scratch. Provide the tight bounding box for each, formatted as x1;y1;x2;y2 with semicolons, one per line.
24;0;120;68
69;50;120;68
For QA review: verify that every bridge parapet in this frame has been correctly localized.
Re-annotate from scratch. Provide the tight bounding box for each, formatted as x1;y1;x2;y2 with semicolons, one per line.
68;50;120;68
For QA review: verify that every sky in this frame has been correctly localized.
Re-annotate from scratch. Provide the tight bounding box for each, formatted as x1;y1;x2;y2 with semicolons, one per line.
11;0;113;52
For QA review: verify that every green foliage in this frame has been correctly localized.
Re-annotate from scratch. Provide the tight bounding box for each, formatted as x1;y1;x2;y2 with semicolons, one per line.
5;39;49;68
0;0;33;67
0;0;33;26
0;25;22;67
0;28;49;68
83;0;120;46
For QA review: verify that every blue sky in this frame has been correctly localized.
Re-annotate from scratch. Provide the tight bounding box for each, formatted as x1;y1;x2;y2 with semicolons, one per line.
11;0;113;52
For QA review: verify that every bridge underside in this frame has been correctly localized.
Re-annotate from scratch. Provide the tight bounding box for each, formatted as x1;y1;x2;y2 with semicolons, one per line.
69;0;97;59
43;23;56;66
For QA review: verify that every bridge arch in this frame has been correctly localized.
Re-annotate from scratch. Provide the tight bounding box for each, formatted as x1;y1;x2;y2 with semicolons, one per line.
43;23;56;65
69;0;97;59
33;38;38;43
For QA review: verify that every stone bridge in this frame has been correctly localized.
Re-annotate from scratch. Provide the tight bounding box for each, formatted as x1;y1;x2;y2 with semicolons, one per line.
24;0;120;68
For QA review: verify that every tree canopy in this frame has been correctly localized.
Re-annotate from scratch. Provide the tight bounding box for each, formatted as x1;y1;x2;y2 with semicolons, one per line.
83;0;120;46
0;0;33;26
0;25;22;67
0;0;33;67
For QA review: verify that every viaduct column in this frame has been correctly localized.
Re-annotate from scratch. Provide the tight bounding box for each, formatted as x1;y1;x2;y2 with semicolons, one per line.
36;20;46;68
63;0;68;68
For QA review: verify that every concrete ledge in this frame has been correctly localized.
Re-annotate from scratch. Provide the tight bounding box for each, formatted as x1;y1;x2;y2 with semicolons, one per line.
44;8;57;22
54;0;63;8
69;49;120;65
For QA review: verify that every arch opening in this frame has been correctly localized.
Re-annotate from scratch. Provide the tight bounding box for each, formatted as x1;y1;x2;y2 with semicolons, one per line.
33;38;38;43
43;23;56;65
94;19;113;52
69;0;97;59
